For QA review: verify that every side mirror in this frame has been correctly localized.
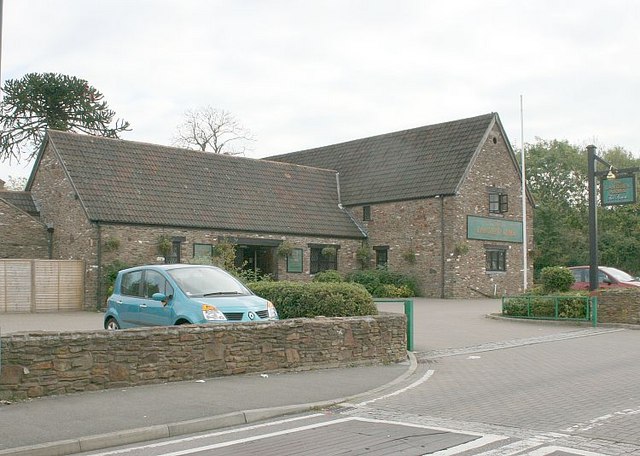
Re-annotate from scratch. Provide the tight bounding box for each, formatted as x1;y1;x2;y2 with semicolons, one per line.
152;292;167;302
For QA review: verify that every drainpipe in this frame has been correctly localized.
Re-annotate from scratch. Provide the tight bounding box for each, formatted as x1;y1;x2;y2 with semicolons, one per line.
46;224;54;259
96;223;102;310
440;195;446;299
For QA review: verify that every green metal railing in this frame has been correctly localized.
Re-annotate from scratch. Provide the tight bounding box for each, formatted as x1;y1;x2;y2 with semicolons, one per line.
502;295;598;327
374;298;414;351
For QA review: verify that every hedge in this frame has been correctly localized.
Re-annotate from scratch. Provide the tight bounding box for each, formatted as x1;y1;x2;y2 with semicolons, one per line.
247;281;378;319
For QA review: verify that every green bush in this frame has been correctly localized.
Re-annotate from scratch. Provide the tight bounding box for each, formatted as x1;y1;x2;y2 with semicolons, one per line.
502;294;589;319
247;281;377;319
375;284;413;298
102;260;131;307
540;266;574;293
312;270;344;283
345;269;419;297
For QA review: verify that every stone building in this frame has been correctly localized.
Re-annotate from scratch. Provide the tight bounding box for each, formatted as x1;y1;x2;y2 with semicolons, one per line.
0;180;50;259
269;112;534;298
8;112;532;308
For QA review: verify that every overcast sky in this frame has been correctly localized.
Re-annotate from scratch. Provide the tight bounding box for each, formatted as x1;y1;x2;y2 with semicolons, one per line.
1;0;638;182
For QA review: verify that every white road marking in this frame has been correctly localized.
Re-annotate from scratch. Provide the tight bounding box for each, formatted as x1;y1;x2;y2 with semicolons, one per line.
528;446;608;456
564;405;640;432
428;434;509;455
87;413;326;455
472;433;562;456
344;368;435;407
94;416;507;456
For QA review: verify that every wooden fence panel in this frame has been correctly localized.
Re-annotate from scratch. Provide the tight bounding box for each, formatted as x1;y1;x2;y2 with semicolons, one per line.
0;260;32;312
0;260;84;313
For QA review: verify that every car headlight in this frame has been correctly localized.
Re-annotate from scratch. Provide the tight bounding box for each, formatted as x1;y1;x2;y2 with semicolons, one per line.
267;301;278;319
202;304;226;321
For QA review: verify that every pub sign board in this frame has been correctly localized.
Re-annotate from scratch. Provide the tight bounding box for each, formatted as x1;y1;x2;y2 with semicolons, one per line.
467;215;523;243
601;175;636;205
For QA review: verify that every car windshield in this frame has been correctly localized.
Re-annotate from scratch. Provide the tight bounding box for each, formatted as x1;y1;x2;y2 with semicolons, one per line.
602;267;637;283
167;267;249;297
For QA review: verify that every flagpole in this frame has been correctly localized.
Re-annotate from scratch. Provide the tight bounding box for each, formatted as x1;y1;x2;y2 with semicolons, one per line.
520;95;528;290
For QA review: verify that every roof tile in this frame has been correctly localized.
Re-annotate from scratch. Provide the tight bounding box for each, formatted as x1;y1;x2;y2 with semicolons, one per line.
45;131;364;238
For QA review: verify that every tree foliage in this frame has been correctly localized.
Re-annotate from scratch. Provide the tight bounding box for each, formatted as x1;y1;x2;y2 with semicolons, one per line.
3;175;28;191
172;106;254;155
525;139;640;277
0;72;130;163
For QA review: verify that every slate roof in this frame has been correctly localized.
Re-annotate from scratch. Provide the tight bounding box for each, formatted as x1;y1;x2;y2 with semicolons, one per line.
0;191;40;217
38;131;366;239
266;113;498;206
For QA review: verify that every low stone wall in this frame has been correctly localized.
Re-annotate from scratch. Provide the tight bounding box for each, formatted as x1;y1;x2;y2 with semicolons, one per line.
595;288;640;325
0;314;406;401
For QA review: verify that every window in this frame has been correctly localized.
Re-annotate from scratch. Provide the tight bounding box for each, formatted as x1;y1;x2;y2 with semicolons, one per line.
193;243;213;259
489;193;508;214
143;270;173;298
486;248;506;272
363;205;371;221
374;246;388;268
166;236;186;264
310;245;338;274
121;270;143;296
286;248;303;273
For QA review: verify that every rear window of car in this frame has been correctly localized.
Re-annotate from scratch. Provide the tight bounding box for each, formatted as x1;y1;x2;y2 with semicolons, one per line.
121;270;143;297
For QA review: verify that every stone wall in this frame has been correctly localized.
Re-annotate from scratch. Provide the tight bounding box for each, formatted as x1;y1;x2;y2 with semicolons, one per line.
595;288;640;325
0;314;407;401
0;199;49;259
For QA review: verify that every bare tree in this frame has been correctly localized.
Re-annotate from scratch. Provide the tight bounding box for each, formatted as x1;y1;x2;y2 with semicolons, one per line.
172;106;254;155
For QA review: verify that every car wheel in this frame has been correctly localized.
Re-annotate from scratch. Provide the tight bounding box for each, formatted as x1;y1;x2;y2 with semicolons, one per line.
105;317;121;330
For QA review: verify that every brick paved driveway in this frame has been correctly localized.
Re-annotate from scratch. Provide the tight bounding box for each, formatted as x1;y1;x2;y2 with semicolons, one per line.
365;298;640;454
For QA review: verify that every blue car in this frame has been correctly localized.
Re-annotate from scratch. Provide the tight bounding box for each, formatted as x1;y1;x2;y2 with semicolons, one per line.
104;264;278;329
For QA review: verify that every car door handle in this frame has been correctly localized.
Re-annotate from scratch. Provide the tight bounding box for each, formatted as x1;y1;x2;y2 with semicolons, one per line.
116;300;123;304
139;304;148;308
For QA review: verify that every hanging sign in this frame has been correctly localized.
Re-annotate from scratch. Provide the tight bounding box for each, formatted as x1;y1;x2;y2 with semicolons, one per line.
601;175;636;205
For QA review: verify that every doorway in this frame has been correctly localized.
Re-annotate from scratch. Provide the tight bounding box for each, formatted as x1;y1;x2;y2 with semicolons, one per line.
235;243;277;279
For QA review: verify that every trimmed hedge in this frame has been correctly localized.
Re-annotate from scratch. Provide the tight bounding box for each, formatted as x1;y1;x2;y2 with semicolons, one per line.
502;294;589;319
247;281;378;319
345;269;418;298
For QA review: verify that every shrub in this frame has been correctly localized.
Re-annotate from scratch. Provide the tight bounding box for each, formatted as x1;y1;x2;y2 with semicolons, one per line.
312;270;344;283
375;284;413;298
102;260;131;305
346;269;419;297
540;266;574;293
247;281;377;319
502;293;589;319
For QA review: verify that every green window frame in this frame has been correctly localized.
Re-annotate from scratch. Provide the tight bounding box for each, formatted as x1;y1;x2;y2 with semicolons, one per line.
193;243;213;258
286;248;304;273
